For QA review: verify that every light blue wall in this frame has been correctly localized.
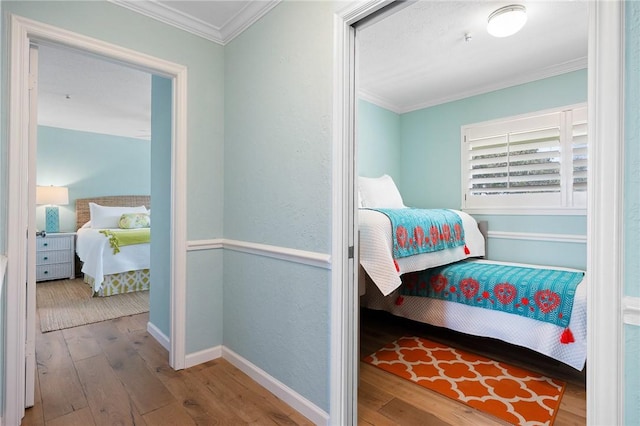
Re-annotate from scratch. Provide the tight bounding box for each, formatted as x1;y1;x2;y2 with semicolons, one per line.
625;325;640;425
224;1;333;411
624;0;640;301
358;99;401;180
36;126;150;232
223;251;330;407
1;0;225;356
399;70;588;210
400;70;588;269
472;214;586;270
187;250;223;353
624;1;640;423
150;75;172;338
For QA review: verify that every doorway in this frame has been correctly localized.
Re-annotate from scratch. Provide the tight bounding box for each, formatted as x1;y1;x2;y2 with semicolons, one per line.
6;14;188;425
355;1;588;421
34;43;153;331
331;1;625;424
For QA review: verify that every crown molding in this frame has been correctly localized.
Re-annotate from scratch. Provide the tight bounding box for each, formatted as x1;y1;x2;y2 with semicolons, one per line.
109;0;225;44
357;88;402;114
399;57;588;114
220;0;281;43
360;57;588;115
109;0;280;45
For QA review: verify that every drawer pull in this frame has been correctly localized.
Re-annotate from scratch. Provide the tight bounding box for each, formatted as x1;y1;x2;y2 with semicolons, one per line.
43;243;48;247
43;256;48;260
43;271;48;274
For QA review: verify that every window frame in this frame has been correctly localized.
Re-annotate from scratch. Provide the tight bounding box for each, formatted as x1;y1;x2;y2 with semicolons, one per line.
461;103;587;216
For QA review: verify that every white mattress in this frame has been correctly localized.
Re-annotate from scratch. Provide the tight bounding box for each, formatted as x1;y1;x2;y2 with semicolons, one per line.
76;227;150;292
359;209;486;296
361;259;587;370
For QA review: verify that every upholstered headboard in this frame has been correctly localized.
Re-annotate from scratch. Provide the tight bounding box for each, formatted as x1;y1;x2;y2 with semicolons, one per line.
75;195;150;231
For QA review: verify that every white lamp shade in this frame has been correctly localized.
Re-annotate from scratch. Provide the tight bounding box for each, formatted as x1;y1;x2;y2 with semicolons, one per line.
36;186;69;206
487;5;527;38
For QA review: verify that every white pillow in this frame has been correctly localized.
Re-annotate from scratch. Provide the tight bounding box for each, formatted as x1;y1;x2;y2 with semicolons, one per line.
89;203;148;229
358;175;405;208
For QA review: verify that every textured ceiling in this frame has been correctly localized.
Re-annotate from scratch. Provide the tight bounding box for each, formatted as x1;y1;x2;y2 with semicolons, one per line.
37;0;589;138
38;45;151;140
357;1;588;113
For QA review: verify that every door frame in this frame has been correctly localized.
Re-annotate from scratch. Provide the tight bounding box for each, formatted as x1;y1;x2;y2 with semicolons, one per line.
5;14;188;425
24;43;39;410
331;1;624;424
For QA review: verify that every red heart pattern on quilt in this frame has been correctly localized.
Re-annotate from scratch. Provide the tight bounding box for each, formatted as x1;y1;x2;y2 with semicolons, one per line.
396;226;408;248
460;278;479;299
414;226;425;247
442;224;451;242
430;274;447;292
429;226;439;245
534;289;561;313
494;283;516;305
454;223;462;241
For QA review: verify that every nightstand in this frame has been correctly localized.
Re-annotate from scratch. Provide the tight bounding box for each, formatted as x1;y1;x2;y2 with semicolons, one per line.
36;232;76;282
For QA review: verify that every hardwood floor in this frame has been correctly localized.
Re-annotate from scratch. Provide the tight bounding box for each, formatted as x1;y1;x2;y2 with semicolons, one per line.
22;312;313;426
23;307;586;425
358;308;587;426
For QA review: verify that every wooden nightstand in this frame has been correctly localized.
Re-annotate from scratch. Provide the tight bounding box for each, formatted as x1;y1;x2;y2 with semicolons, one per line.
36;232;76;282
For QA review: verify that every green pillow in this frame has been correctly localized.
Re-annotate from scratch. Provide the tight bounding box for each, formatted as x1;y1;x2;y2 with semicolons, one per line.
118;213;150;229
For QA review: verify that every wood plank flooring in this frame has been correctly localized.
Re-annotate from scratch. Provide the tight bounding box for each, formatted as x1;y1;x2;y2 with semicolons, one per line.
22;312;313;426
358;308;587;426
23;307;586;425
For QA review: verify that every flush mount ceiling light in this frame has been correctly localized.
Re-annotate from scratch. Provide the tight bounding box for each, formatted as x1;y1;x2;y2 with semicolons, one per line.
487;4;527;37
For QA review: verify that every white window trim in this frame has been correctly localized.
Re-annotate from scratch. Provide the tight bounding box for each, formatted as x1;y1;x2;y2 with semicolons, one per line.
461;102;587;215
463;207;587;216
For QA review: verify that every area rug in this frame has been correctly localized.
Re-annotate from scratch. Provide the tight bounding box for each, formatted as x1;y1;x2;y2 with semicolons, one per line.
37;278;149;332
363;336;565;425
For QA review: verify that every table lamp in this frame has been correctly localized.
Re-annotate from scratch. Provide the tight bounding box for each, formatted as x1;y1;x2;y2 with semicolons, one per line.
36;185;69;233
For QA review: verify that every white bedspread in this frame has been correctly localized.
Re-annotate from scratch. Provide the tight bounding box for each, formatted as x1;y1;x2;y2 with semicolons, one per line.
359;209;486;296
361;259;587;370
76;228;150;292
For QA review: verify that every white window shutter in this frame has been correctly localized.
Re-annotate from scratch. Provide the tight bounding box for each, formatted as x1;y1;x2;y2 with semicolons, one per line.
462;103;587;213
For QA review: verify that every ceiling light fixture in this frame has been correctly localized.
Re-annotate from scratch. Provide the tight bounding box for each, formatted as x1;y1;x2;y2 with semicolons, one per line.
487;4;527;38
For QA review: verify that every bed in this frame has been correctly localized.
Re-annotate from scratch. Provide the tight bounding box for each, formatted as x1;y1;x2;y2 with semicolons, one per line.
357;175;587;371
75;195;150;297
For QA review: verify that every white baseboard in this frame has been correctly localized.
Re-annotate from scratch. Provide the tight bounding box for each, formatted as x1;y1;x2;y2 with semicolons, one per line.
222;346;329;426
147;321;170;351
145;329;328;424
185;345;222;368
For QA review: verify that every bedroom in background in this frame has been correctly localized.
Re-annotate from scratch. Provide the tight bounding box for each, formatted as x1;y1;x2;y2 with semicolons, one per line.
34;43;153;332
25;39;176;419
355;1;588;424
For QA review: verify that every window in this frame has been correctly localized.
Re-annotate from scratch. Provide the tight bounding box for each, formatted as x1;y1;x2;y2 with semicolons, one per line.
461;104;587;214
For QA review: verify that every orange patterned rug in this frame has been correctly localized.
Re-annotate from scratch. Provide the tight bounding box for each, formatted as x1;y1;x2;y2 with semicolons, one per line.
363;336;565;425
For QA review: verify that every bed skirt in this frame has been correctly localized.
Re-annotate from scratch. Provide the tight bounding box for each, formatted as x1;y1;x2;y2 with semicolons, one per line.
84;269;150;297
